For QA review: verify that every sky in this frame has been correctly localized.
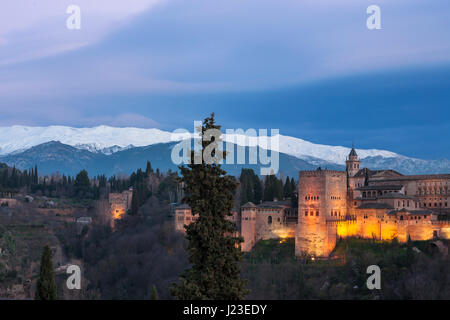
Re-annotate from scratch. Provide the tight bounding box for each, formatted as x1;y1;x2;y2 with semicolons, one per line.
0;0;449;159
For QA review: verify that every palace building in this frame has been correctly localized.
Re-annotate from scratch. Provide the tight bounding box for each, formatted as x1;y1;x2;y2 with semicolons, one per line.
175;147;450;258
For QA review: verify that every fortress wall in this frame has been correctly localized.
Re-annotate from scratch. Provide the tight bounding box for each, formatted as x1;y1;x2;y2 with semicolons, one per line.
356;209;382;240
255;208;289;240
407;220;435;241
380;215;399;241
336;220;358;238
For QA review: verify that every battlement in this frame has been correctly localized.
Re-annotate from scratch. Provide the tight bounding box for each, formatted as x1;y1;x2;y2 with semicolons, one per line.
299;169;346;178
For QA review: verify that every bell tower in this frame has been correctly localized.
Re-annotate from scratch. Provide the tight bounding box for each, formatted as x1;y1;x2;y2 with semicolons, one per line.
346;144;360;177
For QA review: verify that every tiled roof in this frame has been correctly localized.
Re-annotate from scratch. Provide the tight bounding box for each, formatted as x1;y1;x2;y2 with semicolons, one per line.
388;209;434;215
256;200;291;209
349;147;358;157
357;203;394;209
378;192;415;200
353;168;403;178
356;185;403;191
242;202;256;208
372;174;450;181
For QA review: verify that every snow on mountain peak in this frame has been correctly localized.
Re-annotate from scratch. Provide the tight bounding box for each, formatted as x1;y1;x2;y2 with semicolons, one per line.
0;125;400;165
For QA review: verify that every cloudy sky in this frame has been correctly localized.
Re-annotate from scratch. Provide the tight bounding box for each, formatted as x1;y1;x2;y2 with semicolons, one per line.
0;0;449;159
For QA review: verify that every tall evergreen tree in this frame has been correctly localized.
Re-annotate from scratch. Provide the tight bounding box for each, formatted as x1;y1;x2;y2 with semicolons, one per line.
74;170;91;198
283;176;292;198
131;188;139;215
252;174;263;204
34;165;39;184
35;245;57;300
171;113;248;300
145;161;153;175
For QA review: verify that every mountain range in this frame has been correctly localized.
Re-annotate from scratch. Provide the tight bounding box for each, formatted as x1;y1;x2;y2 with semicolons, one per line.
0;125;448;177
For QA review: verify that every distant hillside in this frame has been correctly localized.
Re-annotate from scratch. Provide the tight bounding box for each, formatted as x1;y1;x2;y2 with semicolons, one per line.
1;140;449;177
0;141;332;177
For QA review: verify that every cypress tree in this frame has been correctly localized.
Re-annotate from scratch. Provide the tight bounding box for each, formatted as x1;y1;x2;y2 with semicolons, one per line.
34;165;38;184
146;161;153;175
171;113;248;300
263;175;273;201
252;174;262;204
35;245;57;300
131;188;139;215
290;178;298;208
74;170;91;198
283;176;292;198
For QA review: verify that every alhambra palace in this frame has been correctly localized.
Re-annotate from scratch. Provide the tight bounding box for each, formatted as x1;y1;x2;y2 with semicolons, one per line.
173;147;450;258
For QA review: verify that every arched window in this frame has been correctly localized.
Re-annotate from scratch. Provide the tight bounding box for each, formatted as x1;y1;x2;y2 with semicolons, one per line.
268;216;272;224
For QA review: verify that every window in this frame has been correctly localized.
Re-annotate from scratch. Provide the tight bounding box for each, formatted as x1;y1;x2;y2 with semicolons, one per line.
268;216;272;224
305;211;308;217
316;211;319;216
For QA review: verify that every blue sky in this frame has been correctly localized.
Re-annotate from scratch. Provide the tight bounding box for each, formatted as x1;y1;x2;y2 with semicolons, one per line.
0;0;449;159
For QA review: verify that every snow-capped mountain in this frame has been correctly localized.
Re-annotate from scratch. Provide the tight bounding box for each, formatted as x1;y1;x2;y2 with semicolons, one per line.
0;125;189;156
0;125;400;165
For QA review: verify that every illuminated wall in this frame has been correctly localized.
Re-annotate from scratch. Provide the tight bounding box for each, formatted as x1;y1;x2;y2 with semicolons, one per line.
241;206;257;252
109;190;132;222
296;170;347;257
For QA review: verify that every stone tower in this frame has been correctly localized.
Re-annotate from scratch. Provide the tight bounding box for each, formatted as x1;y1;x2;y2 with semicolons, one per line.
346;145;360;177
240;202;257;252
296;169;347;258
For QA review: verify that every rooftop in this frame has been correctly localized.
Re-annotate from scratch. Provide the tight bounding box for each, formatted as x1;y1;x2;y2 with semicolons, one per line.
357;203;394;210
388;209;434;215
356;185;403;191
378;192;416;200
256;200;291;209
242;202;257;208
371;174;450;182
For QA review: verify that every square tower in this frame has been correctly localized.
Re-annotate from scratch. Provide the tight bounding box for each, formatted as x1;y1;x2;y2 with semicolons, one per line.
295;169;347;257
